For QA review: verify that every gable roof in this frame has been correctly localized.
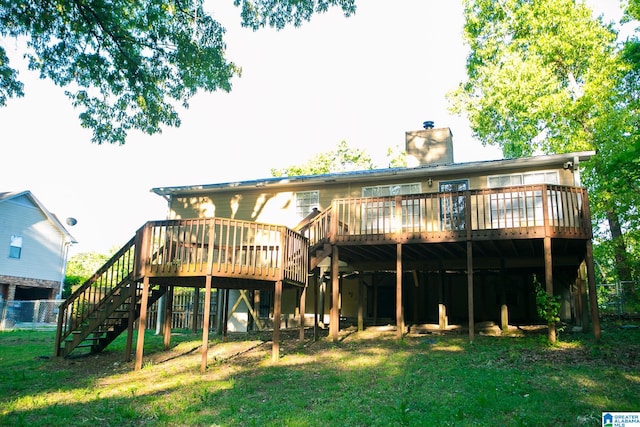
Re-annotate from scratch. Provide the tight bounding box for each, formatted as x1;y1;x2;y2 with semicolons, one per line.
0;190;78;244
151;150;596;197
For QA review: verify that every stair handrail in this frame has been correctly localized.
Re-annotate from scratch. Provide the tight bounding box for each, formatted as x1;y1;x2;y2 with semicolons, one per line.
298;205;334;250
55;236;137;355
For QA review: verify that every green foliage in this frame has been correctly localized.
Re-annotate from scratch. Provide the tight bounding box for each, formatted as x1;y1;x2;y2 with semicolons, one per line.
386;144;407;168
450;0;618;157
61;275;83;299
532;274;561;325
234;0;356;30
66;251;111;278
451;0;640;287
270;140;374;176
0;1;354;144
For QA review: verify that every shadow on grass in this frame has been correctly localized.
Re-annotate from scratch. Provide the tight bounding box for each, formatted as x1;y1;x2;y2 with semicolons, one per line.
1;320;639;426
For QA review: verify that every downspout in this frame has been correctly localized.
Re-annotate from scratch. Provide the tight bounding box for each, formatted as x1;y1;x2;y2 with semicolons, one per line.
57;239;72;300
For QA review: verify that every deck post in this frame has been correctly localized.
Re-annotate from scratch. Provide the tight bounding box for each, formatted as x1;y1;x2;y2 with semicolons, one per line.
192;288;200;333
396;243;404;339
272;280;283;361
467;241;474;342
299;284;306;341
412;270;419;325
330;246;340;342
578;262;589;330
357;274;364;332
222;289;229;342
544;236;556;343
201;275;212;373
134;276;150;371
373;273;379;324
500;285;509;332
313;270;319;341
585;240;601;341
163;285;174;350
124;279;137;362
438;268;446;330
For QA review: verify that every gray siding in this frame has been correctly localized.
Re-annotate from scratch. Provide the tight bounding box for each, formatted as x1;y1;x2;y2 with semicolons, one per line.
0;199;66;282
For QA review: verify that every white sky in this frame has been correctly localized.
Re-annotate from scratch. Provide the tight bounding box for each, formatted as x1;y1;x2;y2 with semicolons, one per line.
0;0;627;256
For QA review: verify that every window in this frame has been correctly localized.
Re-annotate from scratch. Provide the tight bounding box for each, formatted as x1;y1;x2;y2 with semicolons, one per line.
439;180;469;230
487;171;559;228
9;235;22;259
361;183;422;232
295;191;319;219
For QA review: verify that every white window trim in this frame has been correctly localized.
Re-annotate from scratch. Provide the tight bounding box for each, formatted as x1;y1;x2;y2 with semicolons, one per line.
294;190;320;219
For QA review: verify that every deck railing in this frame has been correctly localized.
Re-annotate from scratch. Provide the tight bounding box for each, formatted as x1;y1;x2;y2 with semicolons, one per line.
134;218;308;285
328;184;590;243
55;237;137;353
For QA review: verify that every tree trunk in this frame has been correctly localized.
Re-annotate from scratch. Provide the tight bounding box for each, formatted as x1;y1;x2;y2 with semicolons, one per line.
606;210;632;282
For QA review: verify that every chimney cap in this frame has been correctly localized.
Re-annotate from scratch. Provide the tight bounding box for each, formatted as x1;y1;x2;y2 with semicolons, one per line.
423;120;435;129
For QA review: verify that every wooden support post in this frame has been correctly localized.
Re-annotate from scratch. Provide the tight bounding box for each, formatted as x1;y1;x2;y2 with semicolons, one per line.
500;299;509;332
313;270;319;342
578;262;589;330
299;284;306;342
467;241;474;342
192;287;200;333
499;260;508;331
201;275;212;373
373;274;379;324
544;236;556;343
585;241;601;341
272;280;283;361
125;280;137;362
357;274;364;332
318;268;326;329
330;246;340;342
134;277;150;371
222;289;229;342
215;288;223;335
412;270;419;325
163;285;174;350
253;290;261;332
438;268;446;330
396;243;404;339
438;304;447;330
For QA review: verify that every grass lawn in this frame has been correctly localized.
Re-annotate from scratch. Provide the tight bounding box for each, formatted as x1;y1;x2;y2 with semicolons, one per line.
0;320;638;426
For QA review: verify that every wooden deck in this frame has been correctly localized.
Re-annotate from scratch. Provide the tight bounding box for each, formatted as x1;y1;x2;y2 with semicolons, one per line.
133;218;309;287
55;184;597;368
301;184;590;266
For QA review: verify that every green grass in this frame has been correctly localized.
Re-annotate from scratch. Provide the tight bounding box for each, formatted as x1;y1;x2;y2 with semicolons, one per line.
0;321;639;426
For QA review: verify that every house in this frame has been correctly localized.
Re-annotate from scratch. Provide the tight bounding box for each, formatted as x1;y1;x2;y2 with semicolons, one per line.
54;125;601;370
0;191;77;303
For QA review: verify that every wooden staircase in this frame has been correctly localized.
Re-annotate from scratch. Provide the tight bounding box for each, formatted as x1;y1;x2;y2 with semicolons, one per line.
58;278;166;357
54;237;162;358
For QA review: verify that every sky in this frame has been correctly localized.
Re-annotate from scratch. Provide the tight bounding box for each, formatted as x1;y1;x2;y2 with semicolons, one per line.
0;1;627;257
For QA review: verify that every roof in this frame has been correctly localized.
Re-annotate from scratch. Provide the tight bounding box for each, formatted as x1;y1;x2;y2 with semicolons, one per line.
0;190;78;244
151;150;596;197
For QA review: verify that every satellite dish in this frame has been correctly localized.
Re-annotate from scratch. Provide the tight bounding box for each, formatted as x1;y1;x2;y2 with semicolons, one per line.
66;217;78;226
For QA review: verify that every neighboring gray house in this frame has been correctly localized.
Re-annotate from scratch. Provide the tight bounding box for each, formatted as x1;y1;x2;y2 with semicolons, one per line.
0;191;76;303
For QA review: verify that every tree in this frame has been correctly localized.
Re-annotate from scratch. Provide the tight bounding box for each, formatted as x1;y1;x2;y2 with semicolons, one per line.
271;140;374;176
449;0;640;288
0;0;356;145
65;250;111;279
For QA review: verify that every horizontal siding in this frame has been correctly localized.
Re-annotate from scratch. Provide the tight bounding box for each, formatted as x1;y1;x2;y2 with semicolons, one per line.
0;201;66;282
168;165;573;225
